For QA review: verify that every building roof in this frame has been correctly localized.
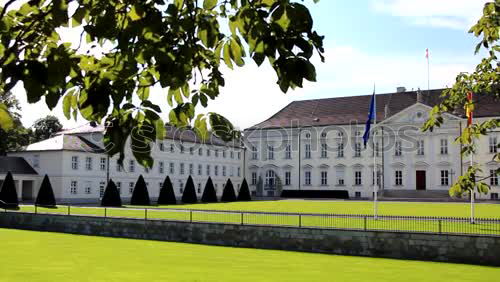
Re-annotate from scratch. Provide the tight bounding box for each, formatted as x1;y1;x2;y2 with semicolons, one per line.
57;123;104;135
247;89;500;130
22;134;105;153
0;157;38;175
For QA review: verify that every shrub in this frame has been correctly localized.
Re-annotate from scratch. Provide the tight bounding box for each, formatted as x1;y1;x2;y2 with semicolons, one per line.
157;176;176;205
237;178;251;201
0;172;18;208
130;175;151;205
201;177;217;203
35;174;57;207
181;175;197;204
101;179;122;207
221;178;236;202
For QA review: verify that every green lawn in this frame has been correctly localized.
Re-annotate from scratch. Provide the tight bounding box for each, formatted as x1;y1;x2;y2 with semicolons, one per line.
14;200;500;235
0;228;498;282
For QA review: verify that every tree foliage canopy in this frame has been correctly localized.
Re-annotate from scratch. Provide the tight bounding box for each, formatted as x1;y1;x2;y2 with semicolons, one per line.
32;115;63;142
157;175;176;205
423;0;500;198
35;174;57;207
0;0;324;168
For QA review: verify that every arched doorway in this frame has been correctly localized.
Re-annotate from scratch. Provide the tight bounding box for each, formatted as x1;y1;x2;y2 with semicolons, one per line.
265;170;276;196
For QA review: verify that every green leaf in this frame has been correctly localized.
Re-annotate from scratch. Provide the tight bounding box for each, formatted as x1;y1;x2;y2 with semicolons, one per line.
129;5;145;21
0;103;14;131
203;0;218;10
223;42;233;69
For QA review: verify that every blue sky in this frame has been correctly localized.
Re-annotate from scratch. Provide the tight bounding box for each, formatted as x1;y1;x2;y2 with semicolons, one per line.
13;0;489;130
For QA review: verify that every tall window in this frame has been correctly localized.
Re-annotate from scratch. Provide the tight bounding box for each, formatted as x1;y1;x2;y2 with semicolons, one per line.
321;171;328;186
222;166;226;176
395;141;402;156
116;182;121;194
305;144;311;159
251;172;257;185
214;165;219;176
268;146;274;160
159;161;164;174
169;162;174;174
129;160;135;172
285;144;292;159
215;150;219;157
198;148;203;156
304;171;311;185
417;140;425;155
189;164;194;175
198;164;203;176
395;170;403;186
354;143;361;157
99;181;106;197
99;157;106;171
32;155;40;168
237;167;241;177
490;136;498;153
197;183;202;193
490;170;498;186
440;170;449;186
265;170;276;187
206;149;211;156
321;143;328;158
129;182;134;194
337;143;344;158
170;144;175;153
70;181;78;194
116;160;122;172
85;157;92;171
206;165;210;176
354;171;362;185
231;151;234;159
159;143;164;151
85;182;92;194
238;152;241;160
440;139;448;155
223;150;227;158
285;171;291;186
336;168;345;186
251;146;258;160
180;145;184;154
189;147;194;155
71;156;79;170
180;163;185;175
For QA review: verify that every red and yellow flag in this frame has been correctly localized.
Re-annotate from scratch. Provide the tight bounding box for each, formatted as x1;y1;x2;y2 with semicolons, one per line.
465;91;473;126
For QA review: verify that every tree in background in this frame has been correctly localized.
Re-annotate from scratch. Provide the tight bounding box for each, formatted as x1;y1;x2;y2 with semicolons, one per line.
157;176;176;205
201;176;218;203
35;174;57;207
101;179;122;207
0;91;31;155
221;179;236;202
424;1;500;198
0;172;18;208
237;179;251;201
182;176;198;204
32;115;63;143
130;175;151;205
0;0;324;168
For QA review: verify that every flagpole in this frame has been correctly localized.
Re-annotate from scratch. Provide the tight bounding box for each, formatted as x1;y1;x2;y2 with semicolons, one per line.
373;84;378;220
426;48;430;94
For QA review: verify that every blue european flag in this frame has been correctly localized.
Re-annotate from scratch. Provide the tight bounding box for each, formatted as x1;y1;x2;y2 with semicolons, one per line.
362;91;376;146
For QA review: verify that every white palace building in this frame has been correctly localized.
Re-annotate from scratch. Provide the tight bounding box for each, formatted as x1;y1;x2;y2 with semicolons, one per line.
1;88;499;203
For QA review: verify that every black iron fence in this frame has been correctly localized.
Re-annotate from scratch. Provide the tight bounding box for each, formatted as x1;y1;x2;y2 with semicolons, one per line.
3;205;500;237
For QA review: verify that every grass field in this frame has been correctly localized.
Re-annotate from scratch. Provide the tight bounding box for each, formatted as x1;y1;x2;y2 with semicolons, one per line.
0;228;499;282
13;200;500;235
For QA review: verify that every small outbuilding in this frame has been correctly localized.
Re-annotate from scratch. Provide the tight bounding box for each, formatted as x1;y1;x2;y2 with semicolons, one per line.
0;157;40;202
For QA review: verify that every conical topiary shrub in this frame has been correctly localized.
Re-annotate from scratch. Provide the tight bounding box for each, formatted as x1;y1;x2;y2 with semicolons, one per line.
221;178;237;202
181;175;197;204
35;174;57;207
201;177;217;203
157;176;176;205
0;172;19;208
130;175;151;205
101;179;122;207
237;178;252;201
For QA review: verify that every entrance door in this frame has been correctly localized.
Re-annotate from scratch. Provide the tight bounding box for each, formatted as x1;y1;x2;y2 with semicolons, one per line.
21;181;33;201
416;171;426;190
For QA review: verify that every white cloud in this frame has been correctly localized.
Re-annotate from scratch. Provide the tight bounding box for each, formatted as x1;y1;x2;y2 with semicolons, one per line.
372;0;489;30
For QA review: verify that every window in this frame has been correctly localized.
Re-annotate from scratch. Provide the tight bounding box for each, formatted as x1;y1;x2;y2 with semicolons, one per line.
214;165;219;176
336;168;345;186
395;170;403;186
237;167;241;177
197;183;202;193
159;143;164;151
417;140;425;155
189;147;194;155
116;182;121;194
100;157;106;171
305;171;311;185
355;192;361;198
230;151;234;159
71;156;79;170
321;143;328;158
180;163;185;175
198;164;202;176
372;171;381;186
169;162;175;174
490;170;499;186
321;132;327;138
491;193;499;200
206;149;211;157
321;171;328;186
285;144;292;159
189;164;194;175
354;143;361;157
354;171;362;186
238;152;241;160
70;181;78;194
144;167;150;174
251;172;257;185
206;165;211;176
99;181;106;197
129;160;135;173
305;144;311;159
198;148;203;156
305;133;311;139
268;146;274;160
265;170;276;187
490;136;498;153
440;170;449;186
251;146;258;160
159;161;164;174
395;141;402;156
440;139;448;155
129;182;134;194
179;181;184;193
337;143;344;158
223;150;227;158
85;182;92;194
285;171;291;186
230;166;234;177
215;150;219;157
180;145;184;154
159;182;163;191
116;160;122;172
170;144;175;153
222;166;226;176
33;155;40;168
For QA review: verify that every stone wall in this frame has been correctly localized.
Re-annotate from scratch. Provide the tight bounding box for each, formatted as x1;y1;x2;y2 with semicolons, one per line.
1;212;499;266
